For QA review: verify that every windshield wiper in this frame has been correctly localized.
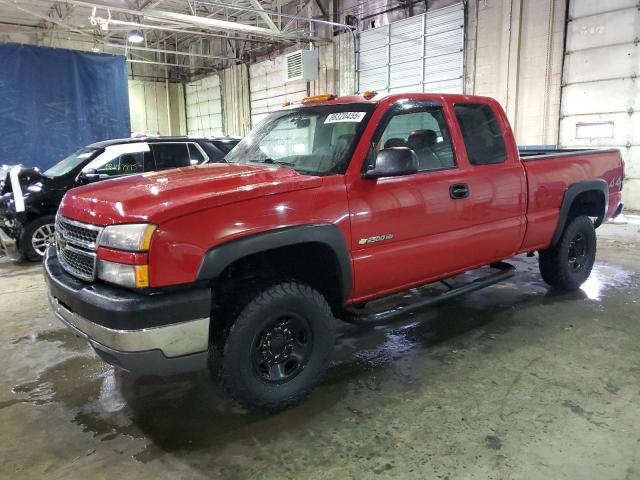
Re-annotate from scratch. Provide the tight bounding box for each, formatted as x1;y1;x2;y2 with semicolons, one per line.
248;158;297;168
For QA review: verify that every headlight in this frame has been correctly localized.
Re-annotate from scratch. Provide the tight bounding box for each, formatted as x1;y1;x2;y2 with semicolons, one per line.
97;259;149;288
99;223;156;251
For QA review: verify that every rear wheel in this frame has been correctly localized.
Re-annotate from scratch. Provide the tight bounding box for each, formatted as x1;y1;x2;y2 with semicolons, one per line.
219;281;335;412
20;216;56;261
539;215;596;291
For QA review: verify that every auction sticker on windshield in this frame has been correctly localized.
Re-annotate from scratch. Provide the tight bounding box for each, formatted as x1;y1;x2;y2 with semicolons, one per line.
324;112;366;123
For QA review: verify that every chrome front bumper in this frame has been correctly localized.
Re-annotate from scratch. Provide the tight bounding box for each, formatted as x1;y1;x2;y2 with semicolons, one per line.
49;291;209;357
48;291;210;375
44;246;212;375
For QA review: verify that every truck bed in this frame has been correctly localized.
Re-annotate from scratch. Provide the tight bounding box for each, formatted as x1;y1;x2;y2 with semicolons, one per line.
519;147;624;252
519;147;620;161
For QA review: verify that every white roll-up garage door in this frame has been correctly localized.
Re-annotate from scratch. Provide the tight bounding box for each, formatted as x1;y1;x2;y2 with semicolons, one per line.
185;74;223;136
559;0;640;209
357;2;464;95
249;56;308;126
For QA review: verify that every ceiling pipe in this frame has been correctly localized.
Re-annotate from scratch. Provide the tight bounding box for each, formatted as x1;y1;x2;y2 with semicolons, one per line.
127;58;214;69
103;43;239;61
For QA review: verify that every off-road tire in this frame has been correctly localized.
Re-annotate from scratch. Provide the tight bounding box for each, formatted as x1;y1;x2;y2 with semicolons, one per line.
539;215;596;291
220;281;335;412
20;215;56;262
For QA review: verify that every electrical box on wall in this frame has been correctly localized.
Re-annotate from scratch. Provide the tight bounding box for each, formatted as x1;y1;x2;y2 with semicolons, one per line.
282;50;318;82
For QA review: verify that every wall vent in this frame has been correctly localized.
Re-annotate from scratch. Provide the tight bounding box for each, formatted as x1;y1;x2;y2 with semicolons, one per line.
282;50;318;82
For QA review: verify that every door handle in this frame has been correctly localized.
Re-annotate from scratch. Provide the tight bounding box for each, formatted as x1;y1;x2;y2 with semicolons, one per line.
449;183;469;199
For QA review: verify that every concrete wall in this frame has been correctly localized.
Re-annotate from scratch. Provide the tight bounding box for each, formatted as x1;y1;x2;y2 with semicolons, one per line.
185;74;223;137
129;80;186;136
465;0;567;146
249;42;339;126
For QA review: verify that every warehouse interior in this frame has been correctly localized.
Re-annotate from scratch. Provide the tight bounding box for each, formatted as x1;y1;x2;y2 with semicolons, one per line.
0;0;639;478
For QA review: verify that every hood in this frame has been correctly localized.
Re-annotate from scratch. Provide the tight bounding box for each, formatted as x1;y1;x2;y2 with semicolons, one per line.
59;163;323;225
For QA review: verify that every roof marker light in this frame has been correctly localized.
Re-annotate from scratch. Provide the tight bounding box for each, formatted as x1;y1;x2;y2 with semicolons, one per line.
302;94;335;104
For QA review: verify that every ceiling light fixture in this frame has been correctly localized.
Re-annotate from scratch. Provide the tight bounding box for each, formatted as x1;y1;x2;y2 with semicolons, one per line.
127;30;144;43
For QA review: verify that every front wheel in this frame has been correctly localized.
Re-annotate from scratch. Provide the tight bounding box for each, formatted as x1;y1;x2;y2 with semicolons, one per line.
20;216;56;261
219;281;335;412
539;215;596;291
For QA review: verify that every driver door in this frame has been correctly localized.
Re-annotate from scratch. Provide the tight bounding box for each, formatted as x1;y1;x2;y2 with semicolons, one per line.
348;100;471;300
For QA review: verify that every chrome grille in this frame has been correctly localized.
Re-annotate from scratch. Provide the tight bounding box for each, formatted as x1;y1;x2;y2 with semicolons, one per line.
55;215;103;281
58;244;96;281
55;215;102;250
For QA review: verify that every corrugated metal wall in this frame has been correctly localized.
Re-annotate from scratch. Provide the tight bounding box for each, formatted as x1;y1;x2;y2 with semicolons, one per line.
559;0;640;209
356;3;465;94
185;74;224;137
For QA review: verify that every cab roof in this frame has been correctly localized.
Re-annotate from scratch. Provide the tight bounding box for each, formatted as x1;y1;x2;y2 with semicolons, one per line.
295;92;494;107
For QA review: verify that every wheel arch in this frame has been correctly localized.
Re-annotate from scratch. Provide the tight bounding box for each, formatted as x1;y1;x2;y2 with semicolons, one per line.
550;179;608;246
196;224;353;305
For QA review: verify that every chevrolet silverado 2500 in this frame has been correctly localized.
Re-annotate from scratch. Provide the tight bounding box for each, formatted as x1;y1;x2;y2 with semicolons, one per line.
44;93;624;411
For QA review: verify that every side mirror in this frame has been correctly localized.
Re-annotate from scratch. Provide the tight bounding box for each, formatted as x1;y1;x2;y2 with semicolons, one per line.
76;168;100;184
364;147;418;179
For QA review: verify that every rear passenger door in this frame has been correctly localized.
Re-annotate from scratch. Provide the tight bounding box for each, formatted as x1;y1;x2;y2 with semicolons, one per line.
448;101;527;262
187;143;208;165
151;143;191;170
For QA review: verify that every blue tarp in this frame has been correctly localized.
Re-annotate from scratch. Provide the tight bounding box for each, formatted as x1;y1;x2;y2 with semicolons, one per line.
0;43;131;171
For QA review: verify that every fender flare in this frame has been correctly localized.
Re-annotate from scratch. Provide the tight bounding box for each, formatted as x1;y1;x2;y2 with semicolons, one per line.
550;179;608;246
196;224;353;302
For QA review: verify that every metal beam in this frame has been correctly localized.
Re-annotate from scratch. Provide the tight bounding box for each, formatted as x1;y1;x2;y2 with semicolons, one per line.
248;0;280;32
143;8;290;37
103;18;288;44
195;0;353;29
29;0;318;43
0;0;86;35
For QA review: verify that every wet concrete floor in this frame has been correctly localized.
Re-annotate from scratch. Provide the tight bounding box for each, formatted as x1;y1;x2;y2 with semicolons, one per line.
0;220;639;479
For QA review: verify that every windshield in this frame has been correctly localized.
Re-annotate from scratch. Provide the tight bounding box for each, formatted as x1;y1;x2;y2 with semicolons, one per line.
225;104;375;175
44;147;100;178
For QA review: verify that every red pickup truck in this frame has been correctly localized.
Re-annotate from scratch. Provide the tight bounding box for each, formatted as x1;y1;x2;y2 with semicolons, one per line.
44;92;624;411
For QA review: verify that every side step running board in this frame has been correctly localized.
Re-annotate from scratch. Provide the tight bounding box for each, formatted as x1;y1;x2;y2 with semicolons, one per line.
345;262;516;325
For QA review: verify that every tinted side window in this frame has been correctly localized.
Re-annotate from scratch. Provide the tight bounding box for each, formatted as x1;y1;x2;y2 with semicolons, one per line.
212;140;238;154
376;106;455;172
453;103;506;165
142;151;155;171
95;152;144;176
151;143;191;170
188;143;206;165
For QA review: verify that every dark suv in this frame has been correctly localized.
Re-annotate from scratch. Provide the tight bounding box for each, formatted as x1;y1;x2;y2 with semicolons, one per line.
0;136;239;260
